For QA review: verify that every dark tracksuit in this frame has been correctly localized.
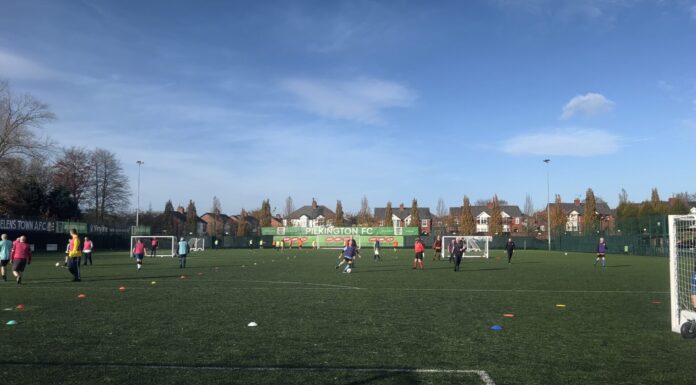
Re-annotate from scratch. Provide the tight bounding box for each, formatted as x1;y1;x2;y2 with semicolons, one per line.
453;241;465;272
505;241;516;263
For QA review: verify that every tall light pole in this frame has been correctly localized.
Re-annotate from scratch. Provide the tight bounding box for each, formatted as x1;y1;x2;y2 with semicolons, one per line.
544;158;551;251
136;160;144;229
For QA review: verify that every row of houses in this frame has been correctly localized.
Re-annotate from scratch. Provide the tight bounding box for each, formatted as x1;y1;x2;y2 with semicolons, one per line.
176;198;696;238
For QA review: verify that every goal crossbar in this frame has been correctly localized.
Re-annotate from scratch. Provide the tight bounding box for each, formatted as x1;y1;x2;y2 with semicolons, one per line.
441;235;492;259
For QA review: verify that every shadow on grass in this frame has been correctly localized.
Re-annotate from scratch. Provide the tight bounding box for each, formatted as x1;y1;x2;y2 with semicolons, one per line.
607;265;631;268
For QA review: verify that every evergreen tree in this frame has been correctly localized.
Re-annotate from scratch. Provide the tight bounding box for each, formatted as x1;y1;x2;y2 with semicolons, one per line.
410;199;420;232
161;200;174;235
489;195;503;235
237;209;248;237
185;200;198;235
459;196;476;235
584;188;599;234
259;199;272;227
334;200;344;226
384;201;393;227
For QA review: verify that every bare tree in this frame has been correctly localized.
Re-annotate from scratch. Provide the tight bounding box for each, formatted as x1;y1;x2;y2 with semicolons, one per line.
384;201;393;227
52;147;91;209
209;196;223;238
436;197;447;218
284;196;295;218
523;194;534;217
335;200;344;226
87;148;130;223
358;195;371;225
0;80;55;163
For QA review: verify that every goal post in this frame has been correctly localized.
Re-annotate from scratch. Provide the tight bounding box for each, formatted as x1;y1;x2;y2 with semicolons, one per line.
188;237;206;252
669;212;696;335
130;235;176;258
441;235;492;259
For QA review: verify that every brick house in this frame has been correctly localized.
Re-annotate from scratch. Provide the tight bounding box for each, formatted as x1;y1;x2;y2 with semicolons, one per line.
373;203;433;234
286;199;335;227
449;204;525;235
200;212;231;236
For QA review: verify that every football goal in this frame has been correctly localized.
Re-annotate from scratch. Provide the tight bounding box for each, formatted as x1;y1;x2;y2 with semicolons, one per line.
130;236;176;258
188;237;206;252
441;235;492;259
669;211;696;338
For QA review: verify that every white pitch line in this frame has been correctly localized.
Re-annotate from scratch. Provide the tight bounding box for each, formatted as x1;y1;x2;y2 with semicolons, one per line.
232;279;361;290
0;363;495;385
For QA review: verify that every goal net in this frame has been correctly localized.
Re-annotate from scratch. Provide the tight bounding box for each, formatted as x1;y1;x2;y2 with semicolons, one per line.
441;235;492;258
130;236;176;258
188;237;206;252
669;212;696;335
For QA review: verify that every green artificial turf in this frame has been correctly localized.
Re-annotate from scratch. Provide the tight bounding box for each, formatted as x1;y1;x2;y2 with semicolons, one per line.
1;248;694;384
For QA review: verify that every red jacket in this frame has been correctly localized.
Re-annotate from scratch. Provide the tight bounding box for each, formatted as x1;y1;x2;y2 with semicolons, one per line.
414;240;425;253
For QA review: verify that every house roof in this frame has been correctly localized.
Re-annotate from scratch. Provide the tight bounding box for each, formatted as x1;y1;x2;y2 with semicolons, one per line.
547;202;613;216
449;205;523;218
200;212;230;222
373;207;432;220
287;205;335;220
229;215;260;226
171;211;207;224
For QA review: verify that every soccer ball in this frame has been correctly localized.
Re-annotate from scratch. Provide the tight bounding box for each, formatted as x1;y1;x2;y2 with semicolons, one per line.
55;262;60;267
346;268;352;274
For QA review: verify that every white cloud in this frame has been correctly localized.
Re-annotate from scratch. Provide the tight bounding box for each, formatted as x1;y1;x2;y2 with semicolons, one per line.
501;128;620;156
280;77;416;124
560;92;615;119
0;50;59;80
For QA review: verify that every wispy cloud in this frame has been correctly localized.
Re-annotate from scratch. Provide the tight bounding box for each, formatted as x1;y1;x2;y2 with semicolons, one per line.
560;92;615;119
501;128;620;156
0;50;60;80
280;77;416;124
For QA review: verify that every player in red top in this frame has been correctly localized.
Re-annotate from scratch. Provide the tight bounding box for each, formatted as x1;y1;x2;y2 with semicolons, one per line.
432;235;442;261
413;237;425;270
10;235;32;284
150;238;159;258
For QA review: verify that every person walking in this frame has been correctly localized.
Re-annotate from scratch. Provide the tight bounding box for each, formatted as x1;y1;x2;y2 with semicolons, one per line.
10;235;32;284
504;238;516;264
67;229;82;282
0;234;13;281
82;236;94;266
133;238;146;271
373;239;381;261
178;237;190;268
453;238;466;272
447;238;456;263
432;235;442;261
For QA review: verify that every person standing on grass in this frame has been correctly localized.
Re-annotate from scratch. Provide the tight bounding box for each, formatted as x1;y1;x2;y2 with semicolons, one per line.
178;237;190;268
133;238;146;271
392;240;398;253
249;239;254;250
432;235;442;261
374;239;381;261
413;237;425;270
447;238;456;263
594;237;608;269
10;235;31;284
504;238;516;264
453;238;466;272
0;234;12;281
67;229;82;282
82;236;94;266
150;238;159;258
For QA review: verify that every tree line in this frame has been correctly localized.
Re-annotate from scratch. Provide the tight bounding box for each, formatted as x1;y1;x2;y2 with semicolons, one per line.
0;81;130;223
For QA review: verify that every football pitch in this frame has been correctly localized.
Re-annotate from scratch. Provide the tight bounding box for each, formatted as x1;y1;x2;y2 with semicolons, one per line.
1;247;695;385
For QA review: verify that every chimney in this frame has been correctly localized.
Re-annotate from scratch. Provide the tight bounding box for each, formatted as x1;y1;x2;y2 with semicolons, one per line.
311;198;318;209
486;201;493;209
399;203;405;211
574;198;581;207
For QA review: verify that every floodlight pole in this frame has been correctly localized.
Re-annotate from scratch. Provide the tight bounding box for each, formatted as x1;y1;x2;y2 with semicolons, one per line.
136;160;144;229
544;158;551;251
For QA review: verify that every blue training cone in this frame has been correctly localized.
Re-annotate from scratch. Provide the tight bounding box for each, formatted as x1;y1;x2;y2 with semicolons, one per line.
6;320;18;326
490;324;503;331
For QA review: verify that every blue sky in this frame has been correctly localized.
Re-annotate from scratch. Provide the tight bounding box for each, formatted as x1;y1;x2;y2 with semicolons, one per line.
1;0;695;216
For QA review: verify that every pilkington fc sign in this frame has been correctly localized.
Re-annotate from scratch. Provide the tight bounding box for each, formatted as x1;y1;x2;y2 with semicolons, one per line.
261;226;419;236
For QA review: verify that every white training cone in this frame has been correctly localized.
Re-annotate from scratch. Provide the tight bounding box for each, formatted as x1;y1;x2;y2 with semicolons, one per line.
247;322;258;327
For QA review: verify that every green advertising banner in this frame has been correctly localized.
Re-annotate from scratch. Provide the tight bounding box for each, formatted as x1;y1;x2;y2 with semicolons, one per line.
272;235;404;248
262;226;417;236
